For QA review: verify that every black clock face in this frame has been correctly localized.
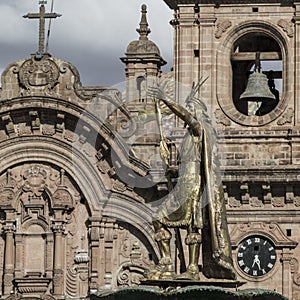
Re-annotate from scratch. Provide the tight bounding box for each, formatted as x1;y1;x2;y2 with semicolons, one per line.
237;236;276;277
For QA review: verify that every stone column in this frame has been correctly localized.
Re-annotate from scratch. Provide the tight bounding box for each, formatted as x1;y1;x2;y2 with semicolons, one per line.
199;5;216;108
2;223;15;296
45;233;54;278
281;248;293;298
52;223;65;296
89;217;100;294
14;233;23;279
294;3;300;125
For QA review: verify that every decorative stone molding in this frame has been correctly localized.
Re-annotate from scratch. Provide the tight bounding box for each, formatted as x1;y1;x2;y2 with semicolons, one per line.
249;197;263;207
214;108;231;126
228;197;241;208
51;224;65;234
277;107;294;125
215;20;232;38
112;179;127;193
23;166;47;196
278;19;294;38
272;196;285;207
42;124;55;136
293;273;300;286
230;222;298;248
0;189;15;208
2;114;15;136
216;20;289;126
2;224;16;234
15;276;51;294
116;242;152;287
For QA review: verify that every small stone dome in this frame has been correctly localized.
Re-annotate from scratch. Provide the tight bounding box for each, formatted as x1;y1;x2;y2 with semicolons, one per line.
126;39;161;55
125;4;161;56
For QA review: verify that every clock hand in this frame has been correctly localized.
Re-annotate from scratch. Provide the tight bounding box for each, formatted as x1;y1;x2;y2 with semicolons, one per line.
252;254;261;270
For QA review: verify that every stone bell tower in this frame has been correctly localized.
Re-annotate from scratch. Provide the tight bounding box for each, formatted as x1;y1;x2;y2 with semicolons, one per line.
163;0;300;299
121;4;166;105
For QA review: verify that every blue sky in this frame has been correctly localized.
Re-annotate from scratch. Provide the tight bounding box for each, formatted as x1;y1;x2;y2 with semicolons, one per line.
0;0;173;86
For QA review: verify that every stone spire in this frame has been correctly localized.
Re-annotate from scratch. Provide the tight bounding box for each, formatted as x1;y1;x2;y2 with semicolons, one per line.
121;4;167;104
136;4;151;40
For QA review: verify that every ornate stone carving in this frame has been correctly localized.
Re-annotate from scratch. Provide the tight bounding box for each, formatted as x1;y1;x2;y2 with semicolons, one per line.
18;56;60;96
249;197;263;207
117;260;147;287
17;123;32;136
0;189;15;207
290;258;299;274
272;196;285;207
2;224;16;234
278;19;294;38
97;160;111;174
115;117;137;138
51;224;65;234
112;179;127;192
52;188;74;209
66;268;78;297
293;273;300;286
294;196;300;207
64;130;76;143
42;124;55;136
277;108;294;125
214;108;231;126
228;197;241;208
215;20;232;38
23;166;47;196
230;222;298;248
2;114;15;136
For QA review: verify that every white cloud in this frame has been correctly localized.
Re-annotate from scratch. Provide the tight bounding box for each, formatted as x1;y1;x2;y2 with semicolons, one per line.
0;0;173;86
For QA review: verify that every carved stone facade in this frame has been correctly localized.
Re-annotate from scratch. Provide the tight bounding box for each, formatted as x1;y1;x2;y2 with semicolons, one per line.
0;48;159;299
162;1;300;299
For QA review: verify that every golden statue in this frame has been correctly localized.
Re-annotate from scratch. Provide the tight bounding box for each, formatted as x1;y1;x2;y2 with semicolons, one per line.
147;83;236;281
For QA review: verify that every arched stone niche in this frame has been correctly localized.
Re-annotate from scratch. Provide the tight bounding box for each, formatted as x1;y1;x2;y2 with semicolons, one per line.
0;163;90;298
216;20;291;126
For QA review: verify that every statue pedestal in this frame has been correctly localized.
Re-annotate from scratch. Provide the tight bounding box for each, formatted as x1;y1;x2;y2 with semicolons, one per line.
141;278;245;289
91;281;288;300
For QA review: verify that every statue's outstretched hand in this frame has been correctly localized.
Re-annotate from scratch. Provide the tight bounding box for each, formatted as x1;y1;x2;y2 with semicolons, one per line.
148;86;165;101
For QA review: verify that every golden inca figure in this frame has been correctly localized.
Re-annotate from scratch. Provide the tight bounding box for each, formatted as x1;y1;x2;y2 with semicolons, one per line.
147;83;236;281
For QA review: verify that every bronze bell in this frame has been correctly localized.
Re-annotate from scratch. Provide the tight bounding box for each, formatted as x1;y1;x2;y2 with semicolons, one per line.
240;52;276;102
239;69;276;101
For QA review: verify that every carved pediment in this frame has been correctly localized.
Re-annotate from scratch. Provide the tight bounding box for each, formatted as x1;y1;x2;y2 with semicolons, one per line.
230;222;298;248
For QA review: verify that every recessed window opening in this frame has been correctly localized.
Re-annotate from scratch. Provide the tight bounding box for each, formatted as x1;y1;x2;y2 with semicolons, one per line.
231;33;282;116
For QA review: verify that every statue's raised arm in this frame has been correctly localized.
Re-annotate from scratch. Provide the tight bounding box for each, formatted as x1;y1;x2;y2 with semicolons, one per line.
146;82;236;282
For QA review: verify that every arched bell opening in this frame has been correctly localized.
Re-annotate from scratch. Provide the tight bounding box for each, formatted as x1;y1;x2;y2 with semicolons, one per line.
231;32;282;117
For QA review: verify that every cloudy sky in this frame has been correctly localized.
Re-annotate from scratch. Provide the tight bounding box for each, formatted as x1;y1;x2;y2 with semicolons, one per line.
0;0;173;86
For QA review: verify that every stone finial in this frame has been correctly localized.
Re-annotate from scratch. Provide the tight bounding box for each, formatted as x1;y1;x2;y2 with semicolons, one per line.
136;4;151;40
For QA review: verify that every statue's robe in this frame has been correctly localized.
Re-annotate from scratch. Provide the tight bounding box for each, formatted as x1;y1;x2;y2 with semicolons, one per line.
156;106;236;280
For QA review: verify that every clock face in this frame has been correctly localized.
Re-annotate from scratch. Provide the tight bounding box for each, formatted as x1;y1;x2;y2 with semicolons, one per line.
237;236;276;277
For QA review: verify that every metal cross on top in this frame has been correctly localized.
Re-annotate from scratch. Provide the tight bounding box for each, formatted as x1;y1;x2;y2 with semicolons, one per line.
23;1;61;55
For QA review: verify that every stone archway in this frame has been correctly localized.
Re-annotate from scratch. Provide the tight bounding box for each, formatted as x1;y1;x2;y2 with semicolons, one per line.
0;163;90;298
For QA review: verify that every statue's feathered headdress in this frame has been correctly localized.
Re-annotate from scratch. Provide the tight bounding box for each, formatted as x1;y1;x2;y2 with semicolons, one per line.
185;77;208;113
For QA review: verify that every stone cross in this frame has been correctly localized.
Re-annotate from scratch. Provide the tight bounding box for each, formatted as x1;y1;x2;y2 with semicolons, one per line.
23;4;61;54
